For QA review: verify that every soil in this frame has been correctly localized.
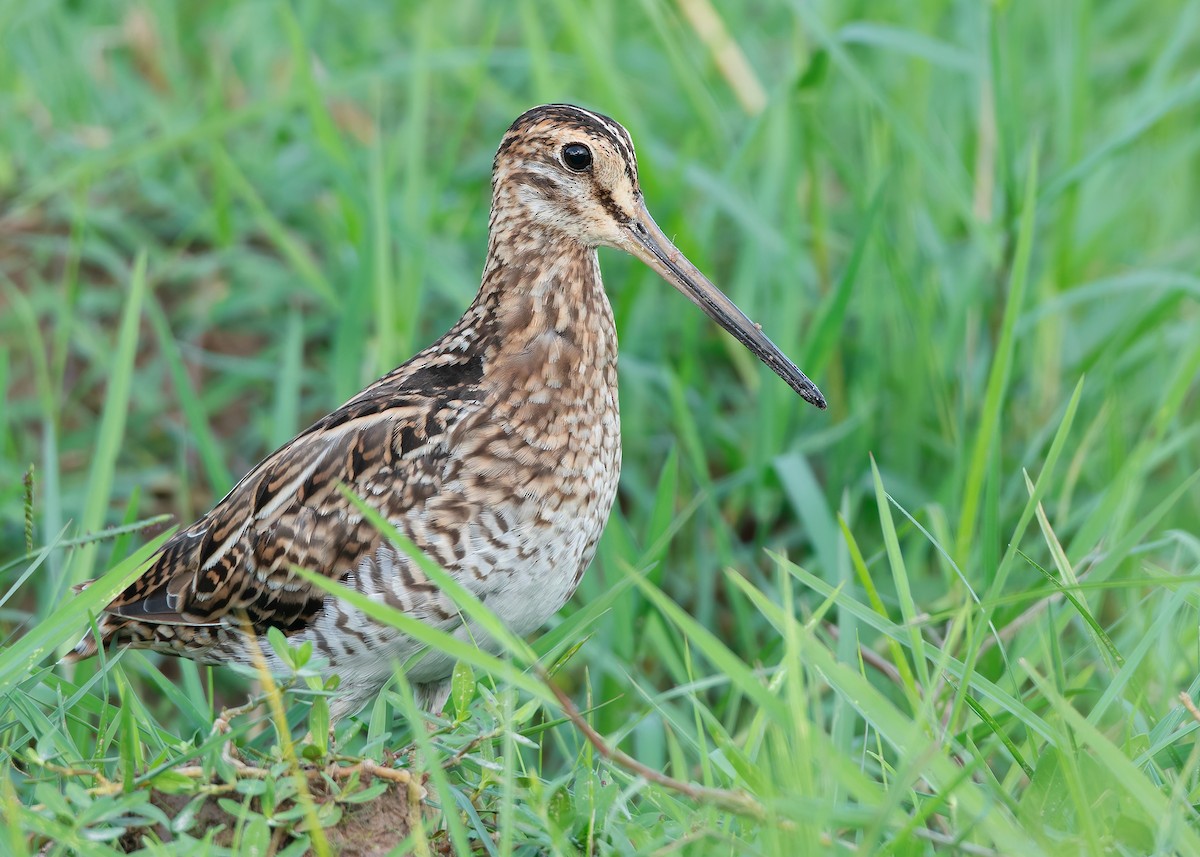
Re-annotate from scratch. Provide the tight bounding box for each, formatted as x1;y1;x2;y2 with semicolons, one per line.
119;772;424;855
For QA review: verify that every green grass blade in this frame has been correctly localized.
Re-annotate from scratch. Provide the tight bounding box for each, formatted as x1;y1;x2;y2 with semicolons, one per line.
870;455;928;693
1023;472;1124;668
208;145;336;304
146;297;233;495
624;563;789;724
0;532;171;699
956;145;1040;561
1023;660;1200;854
66;253;150;589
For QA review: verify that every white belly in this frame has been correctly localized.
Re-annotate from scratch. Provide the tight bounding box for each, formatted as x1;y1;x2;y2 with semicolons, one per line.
288;431;620;717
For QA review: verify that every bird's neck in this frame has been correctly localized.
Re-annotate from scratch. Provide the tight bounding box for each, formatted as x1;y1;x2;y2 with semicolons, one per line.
469;230;617;387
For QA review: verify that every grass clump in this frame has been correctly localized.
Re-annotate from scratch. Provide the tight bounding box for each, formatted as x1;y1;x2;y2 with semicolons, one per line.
2;1;1200;854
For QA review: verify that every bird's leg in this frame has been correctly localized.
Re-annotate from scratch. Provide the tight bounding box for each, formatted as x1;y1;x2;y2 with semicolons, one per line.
383;679;453;764
208;697;275;777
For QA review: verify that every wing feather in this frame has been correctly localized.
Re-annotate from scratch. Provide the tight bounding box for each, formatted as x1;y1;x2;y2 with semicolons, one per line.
81;350;485;654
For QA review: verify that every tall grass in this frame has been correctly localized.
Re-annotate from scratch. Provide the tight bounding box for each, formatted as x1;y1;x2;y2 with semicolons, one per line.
2;0;1199;854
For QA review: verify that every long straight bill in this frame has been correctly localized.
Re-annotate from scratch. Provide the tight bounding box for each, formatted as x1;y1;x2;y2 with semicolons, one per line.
623;203;827;409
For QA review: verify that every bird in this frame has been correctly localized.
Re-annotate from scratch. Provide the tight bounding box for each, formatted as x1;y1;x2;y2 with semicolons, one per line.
68;104;826;721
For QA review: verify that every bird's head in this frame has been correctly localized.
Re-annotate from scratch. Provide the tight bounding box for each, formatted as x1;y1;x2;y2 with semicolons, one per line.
492;103;826;409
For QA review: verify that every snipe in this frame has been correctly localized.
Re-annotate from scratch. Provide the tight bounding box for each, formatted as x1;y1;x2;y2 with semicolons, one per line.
69;104;826;720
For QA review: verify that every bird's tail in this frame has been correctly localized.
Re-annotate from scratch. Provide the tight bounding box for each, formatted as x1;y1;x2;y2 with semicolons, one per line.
61;577;108;663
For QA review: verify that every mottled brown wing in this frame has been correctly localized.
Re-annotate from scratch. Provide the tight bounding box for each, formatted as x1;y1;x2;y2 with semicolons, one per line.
91;374;475;650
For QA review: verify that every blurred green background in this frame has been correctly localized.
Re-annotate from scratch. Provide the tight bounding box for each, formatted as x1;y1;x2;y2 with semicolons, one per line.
2;1;1200;854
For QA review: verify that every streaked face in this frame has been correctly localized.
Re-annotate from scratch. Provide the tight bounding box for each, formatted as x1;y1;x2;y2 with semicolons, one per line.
494;104;827;409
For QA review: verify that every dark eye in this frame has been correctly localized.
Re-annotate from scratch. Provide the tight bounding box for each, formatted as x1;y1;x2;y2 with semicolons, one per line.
562;143;592;171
